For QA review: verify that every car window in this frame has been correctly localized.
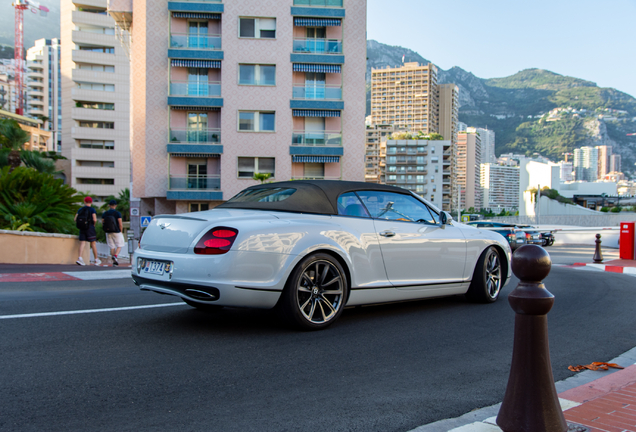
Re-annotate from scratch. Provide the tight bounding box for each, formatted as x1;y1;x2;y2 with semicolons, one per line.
355;191;436;224
227;188;295;203
337;192;370;218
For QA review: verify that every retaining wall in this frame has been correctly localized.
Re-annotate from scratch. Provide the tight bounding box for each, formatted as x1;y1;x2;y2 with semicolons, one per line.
0;230;90;264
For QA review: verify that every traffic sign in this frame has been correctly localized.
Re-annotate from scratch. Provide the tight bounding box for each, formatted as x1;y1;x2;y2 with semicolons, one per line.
140;216;152;228
130;208;139;216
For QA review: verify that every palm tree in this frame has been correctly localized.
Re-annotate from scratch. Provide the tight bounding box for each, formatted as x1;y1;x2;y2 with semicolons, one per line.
0;119;31;172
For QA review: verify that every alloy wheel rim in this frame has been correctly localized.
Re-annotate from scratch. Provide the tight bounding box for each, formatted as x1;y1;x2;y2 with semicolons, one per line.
485;252;501;298
297;260;344;324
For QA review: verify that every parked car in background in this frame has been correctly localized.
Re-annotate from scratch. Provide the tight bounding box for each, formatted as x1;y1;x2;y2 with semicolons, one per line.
465;221;527;251
132;181;513;330
516;225;555;247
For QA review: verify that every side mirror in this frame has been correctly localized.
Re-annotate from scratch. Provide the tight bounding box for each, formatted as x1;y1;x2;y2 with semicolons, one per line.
440;211;451;225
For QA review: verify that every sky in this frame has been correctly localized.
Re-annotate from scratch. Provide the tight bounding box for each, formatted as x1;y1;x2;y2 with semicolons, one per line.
367;0;636;98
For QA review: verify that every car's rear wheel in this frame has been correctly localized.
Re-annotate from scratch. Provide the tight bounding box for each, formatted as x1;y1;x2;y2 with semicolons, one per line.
466;247;502;303
183;298;224;312
279;253;348;330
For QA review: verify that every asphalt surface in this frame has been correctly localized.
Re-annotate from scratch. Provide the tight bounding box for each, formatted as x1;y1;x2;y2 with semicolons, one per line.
1;257;635;431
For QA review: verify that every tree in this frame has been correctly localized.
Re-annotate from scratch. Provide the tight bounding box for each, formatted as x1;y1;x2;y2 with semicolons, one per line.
98;188;131;221
0;119;31;172
253;173;271;184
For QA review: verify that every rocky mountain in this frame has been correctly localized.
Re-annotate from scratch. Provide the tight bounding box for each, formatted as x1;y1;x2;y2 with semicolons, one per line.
367;40;636;177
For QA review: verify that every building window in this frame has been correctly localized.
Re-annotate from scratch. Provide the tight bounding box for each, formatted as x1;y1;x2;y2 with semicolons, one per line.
78;121;114;129
77;160;114;167
78;46;114;54
239;18;276;39
238;111;275;132
76;101;114;110
189;202;209;212
238;157;275;178
239;64;276;86
78;140;114;149
76;82;114;92
77;178;115;185
78;63;114;73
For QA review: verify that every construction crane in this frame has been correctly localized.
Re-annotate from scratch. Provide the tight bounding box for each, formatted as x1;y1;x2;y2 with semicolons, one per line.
12;0;49;116
627;133;636;136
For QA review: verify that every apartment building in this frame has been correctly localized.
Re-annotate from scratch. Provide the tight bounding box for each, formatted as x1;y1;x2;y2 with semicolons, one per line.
370;62;438;133
596;145;612;179
573;146;598;182
0;109;51;151
480;163;519;212
467;127;495;164
438;84;458;142
364;123;395;183
384;139;452;210
0;73;23;115
61;0;131;202
26;38;62;152
121;0;366;216
456;131;482;210
610;154;621;173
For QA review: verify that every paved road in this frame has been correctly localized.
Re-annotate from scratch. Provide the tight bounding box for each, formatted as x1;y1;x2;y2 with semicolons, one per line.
1;264;635;432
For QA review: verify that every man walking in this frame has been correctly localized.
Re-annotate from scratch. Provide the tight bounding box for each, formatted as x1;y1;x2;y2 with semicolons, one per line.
102;199;124;266
75;196;101;266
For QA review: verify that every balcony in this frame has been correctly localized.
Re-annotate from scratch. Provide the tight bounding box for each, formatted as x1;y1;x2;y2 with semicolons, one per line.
168;0;224;13
170;34;222;51
292;130;342;146
169;175;220;190
292;85;342;100
293;38;341;54
168;129;223;155
168;81;223;107
293;0;342;5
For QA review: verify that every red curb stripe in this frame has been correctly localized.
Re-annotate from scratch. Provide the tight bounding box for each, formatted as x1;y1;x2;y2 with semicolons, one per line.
605;266;625;273
572;263;587;266
0;272;82;283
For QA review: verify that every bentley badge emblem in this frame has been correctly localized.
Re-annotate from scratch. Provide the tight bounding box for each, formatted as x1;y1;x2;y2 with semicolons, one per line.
159;222;171;229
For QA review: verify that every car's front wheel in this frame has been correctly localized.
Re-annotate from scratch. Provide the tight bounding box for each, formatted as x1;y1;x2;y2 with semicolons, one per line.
466;246;502;303
279;253;348;330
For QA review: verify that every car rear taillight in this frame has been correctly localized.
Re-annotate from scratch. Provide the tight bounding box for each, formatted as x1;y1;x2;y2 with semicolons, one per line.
194;227;238;255
507;233;516;241
526;233;531;240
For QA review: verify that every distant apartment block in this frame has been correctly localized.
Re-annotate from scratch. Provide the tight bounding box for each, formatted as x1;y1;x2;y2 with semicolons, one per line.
456;131;482;210
558;161;574;182
573;146;598;182
0;109;51;152
610;154;621;173
0;73;23;115
480;163;519;212
365;123;396;183
384;138;452;210
596;145;611;179
26;38;61;152
467;127;495;164
370;62;438;133
60;0;131;202
121;0;366;216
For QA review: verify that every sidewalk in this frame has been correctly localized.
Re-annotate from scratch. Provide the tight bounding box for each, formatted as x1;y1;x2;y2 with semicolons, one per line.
0;262;132;283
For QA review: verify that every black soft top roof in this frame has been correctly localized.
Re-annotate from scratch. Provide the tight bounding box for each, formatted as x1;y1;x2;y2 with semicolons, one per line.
217;180;414;215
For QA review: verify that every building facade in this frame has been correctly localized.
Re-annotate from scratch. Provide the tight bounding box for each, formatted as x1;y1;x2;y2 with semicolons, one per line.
384;139;451;210
61;0;131;202
596;145;612;179
26;38;62;152
364;123;395;184
480;163;519;212
122;0;366;216
370;62;438;133
609;154;622;174
456;131;482;210
0;109;51;151
467;127;495;164
573;146;599;182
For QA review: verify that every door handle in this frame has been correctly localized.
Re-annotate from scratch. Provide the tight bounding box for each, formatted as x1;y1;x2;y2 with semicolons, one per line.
379;230;395;237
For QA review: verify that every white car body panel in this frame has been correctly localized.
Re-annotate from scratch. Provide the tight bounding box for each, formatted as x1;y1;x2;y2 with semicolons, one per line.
133;208;512;310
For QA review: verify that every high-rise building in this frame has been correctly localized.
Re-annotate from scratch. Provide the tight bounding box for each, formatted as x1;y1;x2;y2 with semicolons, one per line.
456;131;482;210
610;154;622;174
558;161;574;182
596;145;612;179
123;0;366;217
573;146;599;182
467;127;495;164
26;38;62;152
438;84;458;142
370;62;438;133
365;123;397;184
384;138;451;210
480;163;519;212
60;0;131;202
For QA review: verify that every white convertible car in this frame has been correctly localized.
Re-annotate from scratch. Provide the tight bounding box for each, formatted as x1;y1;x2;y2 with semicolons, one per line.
132;181;512;330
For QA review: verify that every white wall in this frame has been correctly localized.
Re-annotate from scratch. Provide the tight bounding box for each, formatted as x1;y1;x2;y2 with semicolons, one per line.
557;181;618;198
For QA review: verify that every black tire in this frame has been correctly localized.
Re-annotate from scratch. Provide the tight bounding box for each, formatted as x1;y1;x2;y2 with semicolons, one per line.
279;253;348;330
466;247;503;303
183;298;224;312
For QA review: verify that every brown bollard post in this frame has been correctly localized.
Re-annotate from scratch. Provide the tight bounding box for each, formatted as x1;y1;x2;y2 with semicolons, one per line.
593;234;603;263
496;245;567;432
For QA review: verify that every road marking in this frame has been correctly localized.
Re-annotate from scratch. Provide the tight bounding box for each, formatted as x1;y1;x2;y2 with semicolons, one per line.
63;270;132;280
0;302;186;320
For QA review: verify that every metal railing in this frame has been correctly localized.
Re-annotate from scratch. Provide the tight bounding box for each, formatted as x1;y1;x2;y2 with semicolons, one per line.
293;38;342;54
292;130;342;145
291;176;342;180
169;175;221;190
293;0;343;6
169;129;221;143
170;34;222;50
292;85;342;100
169;81;221;97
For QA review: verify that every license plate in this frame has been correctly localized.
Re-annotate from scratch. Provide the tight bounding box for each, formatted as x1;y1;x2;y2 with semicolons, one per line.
144;260;165;275
516;239;524;243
